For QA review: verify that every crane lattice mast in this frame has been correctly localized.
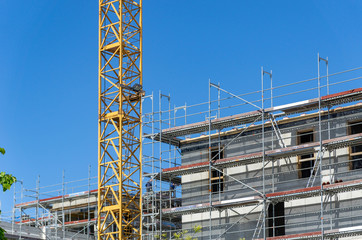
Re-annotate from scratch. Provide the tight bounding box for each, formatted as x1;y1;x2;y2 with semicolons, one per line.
98;0;143;239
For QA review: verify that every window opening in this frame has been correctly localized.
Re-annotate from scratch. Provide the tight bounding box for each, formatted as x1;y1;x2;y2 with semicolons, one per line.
268;202;285;237
210;169;224;193
349;121;362;170
298;130;315;178
210;147;224;161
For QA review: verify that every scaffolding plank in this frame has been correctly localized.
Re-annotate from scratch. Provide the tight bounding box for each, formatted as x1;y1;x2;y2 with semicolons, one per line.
162;196;262;216
16;216;51;224
64;218;96;227
255;231;322;240
162;133;362;176
254;224;362;239
16;217;97;227
266;186;320;200
265;179;362;201
162;179;362;216
154;88;362;142
324;178;362;193
15;189;98;209
148;110;262;146
269;88;362;115
144;172;182;184
163;152;263;176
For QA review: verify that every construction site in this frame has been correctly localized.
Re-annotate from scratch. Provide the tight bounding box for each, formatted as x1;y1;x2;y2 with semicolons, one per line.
2;58;362;239
1;1;362;240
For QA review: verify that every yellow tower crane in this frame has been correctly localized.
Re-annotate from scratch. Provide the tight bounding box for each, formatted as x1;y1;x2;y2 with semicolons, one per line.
98;1;143;239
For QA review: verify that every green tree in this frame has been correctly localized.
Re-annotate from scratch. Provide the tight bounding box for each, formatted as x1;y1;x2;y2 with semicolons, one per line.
0;147;17;240
155;225;202;240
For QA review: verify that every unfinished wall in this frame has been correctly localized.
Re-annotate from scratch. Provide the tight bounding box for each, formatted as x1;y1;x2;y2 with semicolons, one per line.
179;106;362;239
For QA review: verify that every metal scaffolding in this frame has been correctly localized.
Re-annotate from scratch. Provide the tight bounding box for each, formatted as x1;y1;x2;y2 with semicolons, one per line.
141;56;362;240
3;167;97;240
5;56;362;240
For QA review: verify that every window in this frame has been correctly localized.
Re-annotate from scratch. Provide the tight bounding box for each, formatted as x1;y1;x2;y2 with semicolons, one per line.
297;130;315;178
350;121;362;135
268;202;285;237
209;147;224;193
210;169;224;193
299;154;316;178
298;130;314;145
349;121;362;170
210;146;224;161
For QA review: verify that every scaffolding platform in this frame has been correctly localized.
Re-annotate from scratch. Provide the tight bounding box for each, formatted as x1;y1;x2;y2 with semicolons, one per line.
162;132;362;177
255;225;362;239
16;217;99;228
162;195;263;216
64;218;96;227
151;88;362;146
143;172;182;184
267;179;362;201
15;189;98;209
269;87;362;115
162;179;362;216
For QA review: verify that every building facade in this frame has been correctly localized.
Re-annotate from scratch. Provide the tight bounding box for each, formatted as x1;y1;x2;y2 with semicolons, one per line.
157;88;362;239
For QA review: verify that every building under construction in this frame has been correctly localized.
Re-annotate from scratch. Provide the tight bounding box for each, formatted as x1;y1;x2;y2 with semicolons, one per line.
3;62;362;240
141;60;362;240
3;0;362;239
0;173;98;239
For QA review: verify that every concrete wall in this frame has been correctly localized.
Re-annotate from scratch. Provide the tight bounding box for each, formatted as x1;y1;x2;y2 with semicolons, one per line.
179;107;362;239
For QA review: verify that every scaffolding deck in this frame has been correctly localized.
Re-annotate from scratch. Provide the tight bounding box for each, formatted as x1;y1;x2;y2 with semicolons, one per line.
162;132;362;176
151;88;362;145
16;217;97;228
143;171;182;184
15;189;98;209
162;179;362;216
267;179;362;201
162;195;262;216
64;218;96;227
255;225;362;239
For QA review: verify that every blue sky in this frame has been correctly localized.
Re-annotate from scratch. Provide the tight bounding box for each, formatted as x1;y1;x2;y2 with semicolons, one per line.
0;1;362;212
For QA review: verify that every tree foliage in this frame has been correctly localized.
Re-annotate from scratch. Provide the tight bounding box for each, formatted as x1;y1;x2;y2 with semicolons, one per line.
155;225;202;240
0;147;16;240
0;172;16;192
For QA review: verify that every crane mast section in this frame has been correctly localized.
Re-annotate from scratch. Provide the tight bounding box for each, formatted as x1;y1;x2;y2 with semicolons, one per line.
98;0;142;239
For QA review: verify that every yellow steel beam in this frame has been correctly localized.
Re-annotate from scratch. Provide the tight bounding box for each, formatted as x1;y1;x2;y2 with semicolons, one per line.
98;0;142;239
